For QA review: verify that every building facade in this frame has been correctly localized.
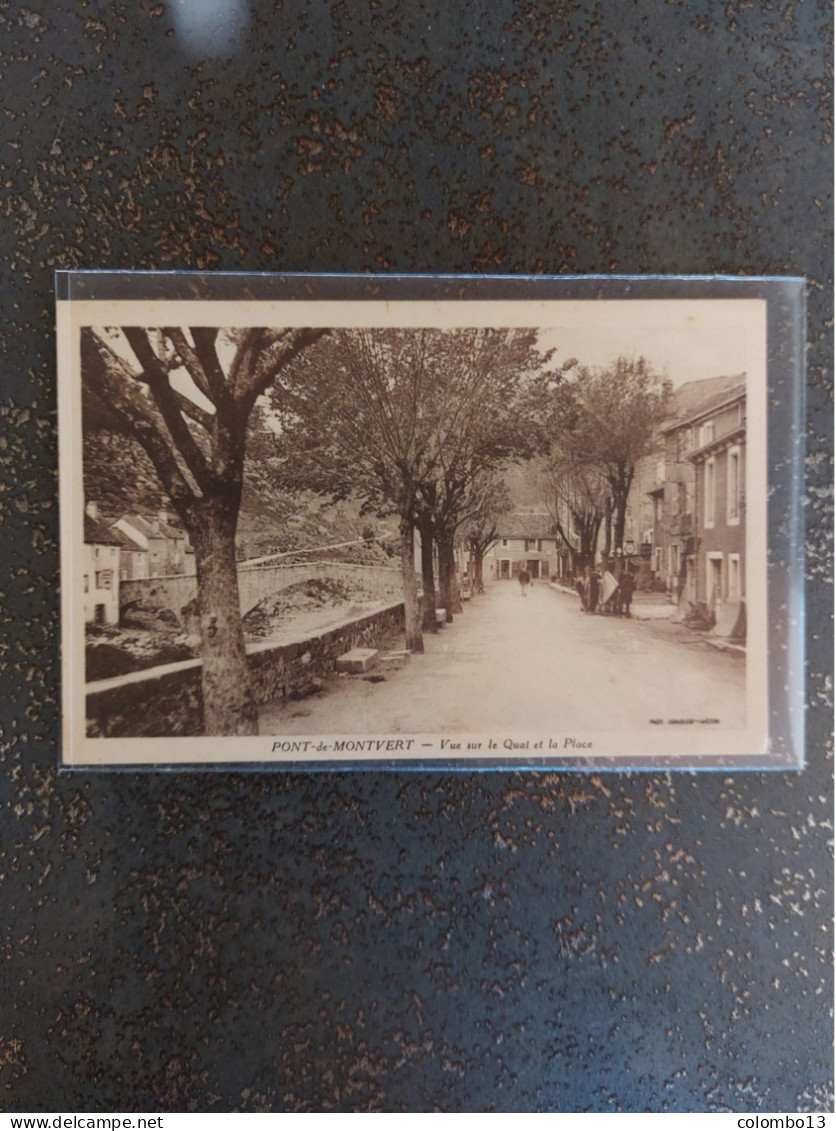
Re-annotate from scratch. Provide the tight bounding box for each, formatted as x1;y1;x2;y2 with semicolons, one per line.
687;387;746;632
645;374;746;613
485;512;558;580
83;514;121;625
112;513;194;577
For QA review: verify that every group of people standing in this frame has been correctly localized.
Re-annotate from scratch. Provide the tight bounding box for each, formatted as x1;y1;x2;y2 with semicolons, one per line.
575;564;635;617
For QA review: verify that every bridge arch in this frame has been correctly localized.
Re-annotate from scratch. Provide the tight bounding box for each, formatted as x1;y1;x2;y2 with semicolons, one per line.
119;561;402;623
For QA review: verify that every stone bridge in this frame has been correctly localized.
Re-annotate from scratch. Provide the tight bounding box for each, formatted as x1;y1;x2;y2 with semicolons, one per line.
120;560;402;624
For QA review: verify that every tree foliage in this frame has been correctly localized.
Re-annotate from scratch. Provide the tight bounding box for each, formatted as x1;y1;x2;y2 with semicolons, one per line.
462;475;512;591
270;326;553;641
539;452;607;571
546;357;671;555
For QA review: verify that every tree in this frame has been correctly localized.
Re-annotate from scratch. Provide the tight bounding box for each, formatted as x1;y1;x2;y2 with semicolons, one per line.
462;476;512;592
271;326;552;648
270;328;439;653
81;325;325;735
548;358;670;556
539;452;607;573
413;328;549;621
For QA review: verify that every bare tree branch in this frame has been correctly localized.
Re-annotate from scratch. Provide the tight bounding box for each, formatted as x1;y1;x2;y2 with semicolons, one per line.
81;329;199;509
162;327;214;403
123;327;213;492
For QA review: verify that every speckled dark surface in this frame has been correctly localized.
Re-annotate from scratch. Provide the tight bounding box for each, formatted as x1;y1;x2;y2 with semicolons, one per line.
1;0;832;1114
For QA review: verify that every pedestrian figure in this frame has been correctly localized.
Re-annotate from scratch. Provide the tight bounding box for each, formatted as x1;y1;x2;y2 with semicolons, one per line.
620;569;635;617
518;566;531;596
575;574;585;611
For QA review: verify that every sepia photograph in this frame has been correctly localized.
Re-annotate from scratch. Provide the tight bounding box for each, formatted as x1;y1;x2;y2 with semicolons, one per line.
58;284;773;767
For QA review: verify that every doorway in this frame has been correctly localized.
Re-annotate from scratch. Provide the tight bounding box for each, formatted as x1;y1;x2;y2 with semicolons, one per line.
707;553;723;610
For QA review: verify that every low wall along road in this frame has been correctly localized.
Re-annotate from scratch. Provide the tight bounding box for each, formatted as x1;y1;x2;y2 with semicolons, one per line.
87;600;405;738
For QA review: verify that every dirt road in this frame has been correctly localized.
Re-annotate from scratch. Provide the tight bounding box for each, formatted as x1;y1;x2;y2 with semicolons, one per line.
258;579;746;737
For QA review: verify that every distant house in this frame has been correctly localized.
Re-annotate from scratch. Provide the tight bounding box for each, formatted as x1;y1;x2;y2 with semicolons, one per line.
111;526;149;580
83;514;121;625
484;512;558;580
111;512;194;577
622;454;657;564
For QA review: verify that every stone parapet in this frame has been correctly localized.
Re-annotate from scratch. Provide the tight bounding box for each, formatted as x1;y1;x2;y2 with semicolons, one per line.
86;600;405;738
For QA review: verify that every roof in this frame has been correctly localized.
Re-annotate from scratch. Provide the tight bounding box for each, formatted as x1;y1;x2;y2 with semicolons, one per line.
117;514;159;539
84;515;122;545
495;511;555;540
662;374;746;432
118;514;186;540
110;526;147;553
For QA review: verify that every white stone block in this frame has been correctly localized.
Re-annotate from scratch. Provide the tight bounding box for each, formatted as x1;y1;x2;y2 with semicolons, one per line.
335;648;379;674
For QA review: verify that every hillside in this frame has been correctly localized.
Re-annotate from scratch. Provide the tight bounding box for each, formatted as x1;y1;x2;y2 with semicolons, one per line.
502;459;547;510
82;426;397;564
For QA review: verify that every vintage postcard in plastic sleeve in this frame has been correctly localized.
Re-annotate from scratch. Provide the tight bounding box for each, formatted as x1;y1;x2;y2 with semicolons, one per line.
56;273;805;770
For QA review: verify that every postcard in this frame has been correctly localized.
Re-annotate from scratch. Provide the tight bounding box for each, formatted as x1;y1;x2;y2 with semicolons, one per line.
56;273;801;769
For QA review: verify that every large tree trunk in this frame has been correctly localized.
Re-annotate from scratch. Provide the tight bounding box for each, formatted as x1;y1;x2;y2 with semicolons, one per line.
399;513;423;653
611;468;633;554
437;531;456;622
418;515;438;633
189;494;257;736
603;498;613;563
580;513;603;568
473;546;484;593
613;488;628;553
450;543;463;614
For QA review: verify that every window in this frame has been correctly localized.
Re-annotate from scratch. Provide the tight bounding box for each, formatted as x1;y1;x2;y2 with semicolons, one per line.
700;420;715;447
95;569;113;590
727;446;741;524
83;574;89;593
501;538;508;547
704;458;716;528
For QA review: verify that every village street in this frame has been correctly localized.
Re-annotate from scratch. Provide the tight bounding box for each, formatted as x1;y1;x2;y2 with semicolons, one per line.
258;579;746;738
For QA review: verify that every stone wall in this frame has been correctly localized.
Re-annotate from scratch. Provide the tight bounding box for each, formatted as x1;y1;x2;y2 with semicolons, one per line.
119;561;402;622
86;600;405;738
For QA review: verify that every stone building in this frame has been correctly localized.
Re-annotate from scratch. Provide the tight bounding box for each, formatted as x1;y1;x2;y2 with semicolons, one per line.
647;374;746;613
485;511;558;580
83;513;121;625
112;512;194;577
686;383;746;635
